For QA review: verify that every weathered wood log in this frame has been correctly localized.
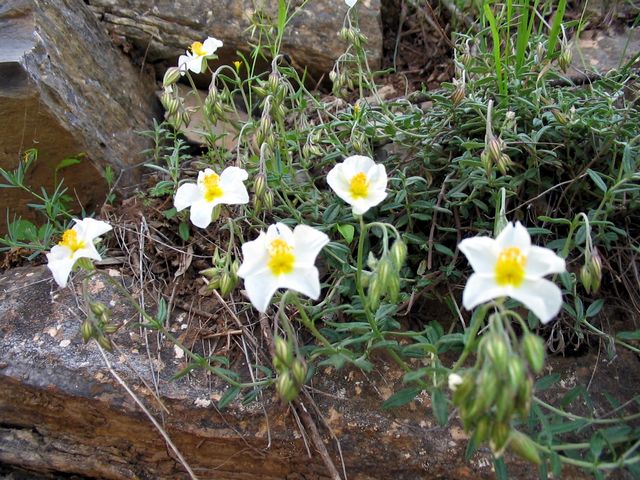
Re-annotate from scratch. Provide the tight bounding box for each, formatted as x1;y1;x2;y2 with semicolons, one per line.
0;265;591;479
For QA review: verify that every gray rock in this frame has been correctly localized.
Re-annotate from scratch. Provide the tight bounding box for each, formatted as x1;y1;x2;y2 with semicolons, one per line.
0;0;160;232
571;28;640;75
86;0;383;79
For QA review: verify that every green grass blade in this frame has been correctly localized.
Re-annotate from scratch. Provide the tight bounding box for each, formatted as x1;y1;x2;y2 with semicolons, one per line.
547;0;568;58
515;0;531;72
483;3;506;96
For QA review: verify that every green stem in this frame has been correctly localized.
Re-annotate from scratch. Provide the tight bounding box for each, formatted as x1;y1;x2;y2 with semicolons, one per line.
452;304;490;370
356;215;381;337
288;293;335;351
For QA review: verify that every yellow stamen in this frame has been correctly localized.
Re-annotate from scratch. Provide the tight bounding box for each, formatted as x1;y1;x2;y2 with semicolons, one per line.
267;238;295;276
190;41;207;57
349;172;369;199
495;246;527;287
202;173;224;202
59;229;85;253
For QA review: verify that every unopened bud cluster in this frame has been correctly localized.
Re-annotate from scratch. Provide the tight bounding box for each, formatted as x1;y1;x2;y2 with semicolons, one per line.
580;246;602;294
81;301;119;352
160;84;190;130
482;132;512;175
200;249;240;297
251;171;274;214
272;336;307;402
366;239;407;310
450;321;545;464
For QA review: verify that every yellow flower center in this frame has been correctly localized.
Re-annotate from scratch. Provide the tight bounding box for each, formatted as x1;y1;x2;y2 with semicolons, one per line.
267;238;295;276
202;173;224;202
349;172;369;199
59;229;85;253
495;246;527;287
190;41;207;57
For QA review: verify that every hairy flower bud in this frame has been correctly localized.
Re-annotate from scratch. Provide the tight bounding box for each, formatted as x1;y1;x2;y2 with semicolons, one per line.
253;173;267;200
522;333;545;374
163;67;181;87
219;272;236;297
558;47;573;73
451;84;466;106
81;319;94;343
390;239;408;269
509;430;541;464
291;359;307;386
276;371;299;402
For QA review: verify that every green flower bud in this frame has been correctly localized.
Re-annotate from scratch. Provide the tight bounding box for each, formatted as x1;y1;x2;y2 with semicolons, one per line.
509;430;541;464
268;73;281;93
496;153;513;175
451;84;465;106
580;264;592;293
163;67;181;87
263;190;274;212
81;319;94;343
515;376;533;419
558;47;573;73
200;267;220;279
90;302;108;317
96;334;113;352
102;323;119;334
471;415;491;444
291;359;307;386
522;333;545;374
452;374;475;407
367;273;382;311
219;272;236;297
494;385;514;423
487;136;505;165
490;422;511;455
468;368;498;418
274;336;293;368
387;274;400;304
390;240;408;269
485;334;509;374
253;173;267;200
376;257;394;290
276;371;299;402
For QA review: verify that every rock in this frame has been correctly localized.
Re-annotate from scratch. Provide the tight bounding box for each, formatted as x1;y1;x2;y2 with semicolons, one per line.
571;28;640;75
0;265;596;479
86;0;383;79
0;0;160;233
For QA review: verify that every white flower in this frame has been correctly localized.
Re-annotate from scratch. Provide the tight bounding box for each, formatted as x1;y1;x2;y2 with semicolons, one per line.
46;218;112;288
345;0;357;7
326;155;387;215
458;221;566;323
174;167;249;229
237;223;329;313
178;36;223;75
448;373;463;391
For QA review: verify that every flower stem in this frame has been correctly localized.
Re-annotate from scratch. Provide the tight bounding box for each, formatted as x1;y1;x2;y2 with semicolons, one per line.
356;215;381;337
288;292;335;350
452;303;490;370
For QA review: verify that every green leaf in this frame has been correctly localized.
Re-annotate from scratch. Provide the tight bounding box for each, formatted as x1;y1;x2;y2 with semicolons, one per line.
382;386;422;409
431;389;448;426
218;386;241;409
586;169;608;193
179;221;190;241
535;374;560;392
586;299;604;317
55;156;82;172
617;330;640;341
336;223;355;244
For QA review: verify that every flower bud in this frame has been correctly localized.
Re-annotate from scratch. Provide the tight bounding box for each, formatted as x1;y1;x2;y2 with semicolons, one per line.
496;153;513;175
558;47;573;73
161;92;180;116
263;190;274;212
507;355;526;391
163;67;181;87
291;359;307;386
536;42;546;62
90;302;109;317
367;273;382;311
81;319;94;343
487;136;504;165
390;239;408;269
376;257;394;290
268;73;281;93
509;430;541;464
276;371;299;402
96;334;113;352
552;108;569;125
451;84;465;106
485;334;509;373
274;336;293;368
515;376;533;419
471;415;491;444
219;272;236;297
490;422;511;455
387;274;400;304
102;323;119;334
522;333;545;374
181;110;191;128
460;51;472;68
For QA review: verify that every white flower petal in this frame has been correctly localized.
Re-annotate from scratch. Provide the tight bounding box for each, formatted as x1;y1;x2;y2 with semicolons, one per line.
496;221;531;252
279;266;322;300
344;155;375;173
293;225;329;266
366;163;387;188
267;223;295;246
458;236;499;275
526;246;566;277
326;164;352;199
187;55;205;74
219;166;248;183
46;251;75;288
510;278;563;324
244;271;281;313
345;0;357;6
237;231;270;278
203;37;223;55
178;54;190;73
75;218;112;241
73;243;103;263
174;183;201;212
462;273;507;310
189;199;215;228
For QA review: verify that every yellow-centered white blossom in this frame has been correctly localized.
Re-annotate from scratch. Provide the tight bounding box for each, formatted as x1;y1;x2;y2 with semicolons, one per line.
46;218;112;288
326;155;387;215
237;223;329;313
178;36;223;75
458;221;566;323
174;167;249;229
